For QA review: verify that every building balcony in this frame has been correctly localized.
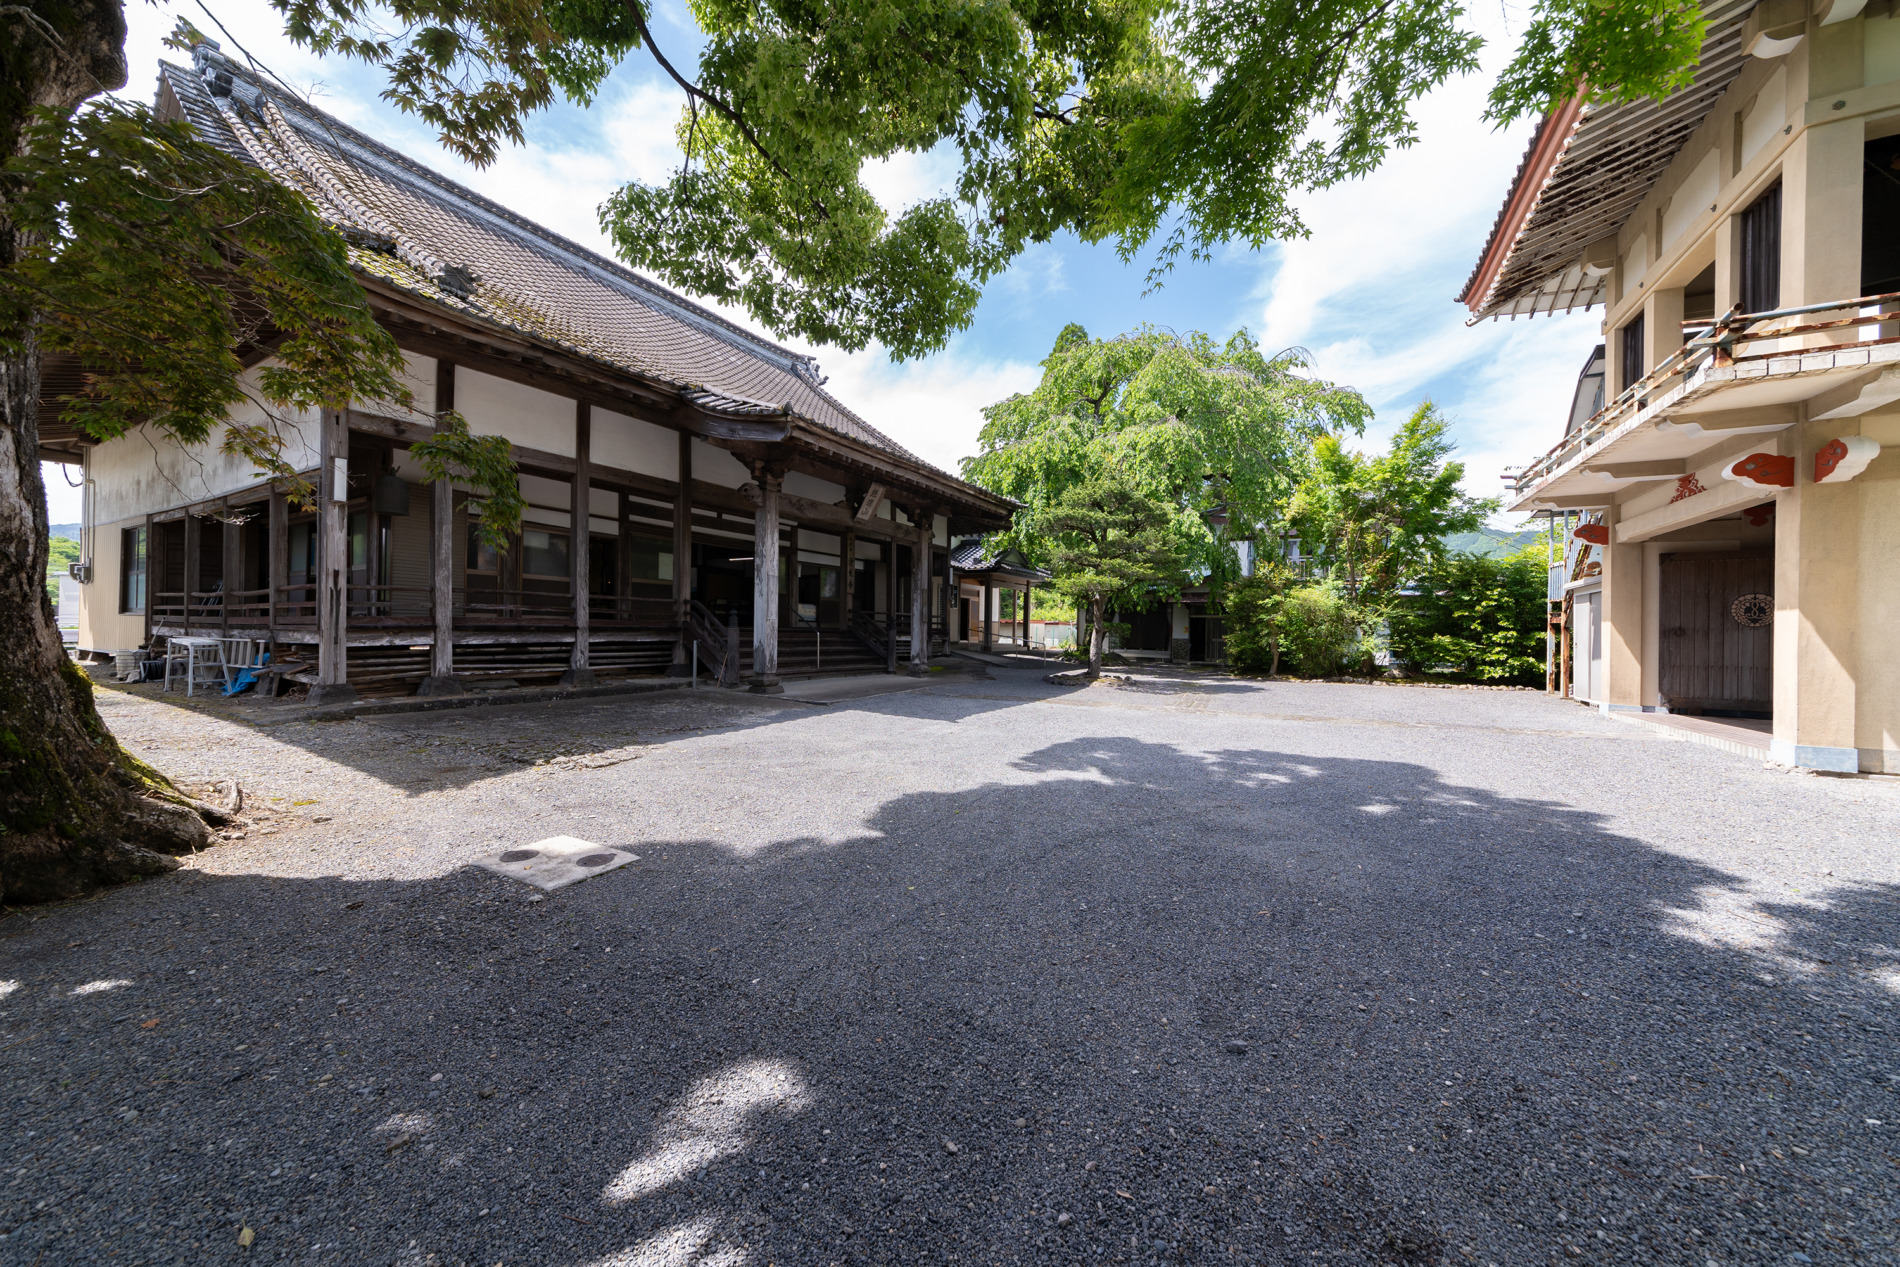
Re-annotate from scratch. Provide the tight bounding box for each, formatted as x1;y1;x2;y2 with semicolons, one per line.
1506;293;1900;514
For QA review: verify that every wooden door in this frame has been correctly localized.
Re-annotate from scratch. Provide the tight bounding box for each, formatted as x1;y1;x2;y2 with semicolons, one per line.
1658;552;1773;713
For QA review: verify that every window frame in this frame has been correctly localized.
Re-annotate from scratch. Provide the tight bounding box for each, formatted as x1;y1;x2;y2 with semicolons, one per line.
120;525;148;615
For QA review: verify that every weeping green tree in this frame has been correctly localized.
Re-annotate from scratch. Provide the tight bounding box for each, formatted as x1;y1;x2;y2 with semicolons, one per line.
1041;471;1185;680
964;323;1367;588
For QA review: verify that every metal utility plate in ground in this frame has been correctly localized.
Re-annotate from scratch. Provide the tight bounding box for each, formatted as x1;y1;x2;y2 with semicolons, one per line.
475;836;637;891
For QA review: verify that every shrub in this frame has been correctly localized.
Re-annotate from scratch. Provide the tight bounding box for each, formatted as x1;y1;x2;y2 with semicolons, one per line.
1225;571;1370;677
1388;546;1546;684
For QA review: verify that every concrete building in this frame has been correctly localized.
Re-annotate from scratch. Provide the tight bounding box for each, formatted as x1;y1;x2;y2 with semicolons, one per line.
1464;0;1898;773
42;47;1014;700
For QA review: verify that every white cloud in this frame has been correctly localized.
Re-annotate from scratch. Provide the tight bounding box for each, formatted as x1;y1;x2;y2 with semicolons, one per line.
1243;7;1604;519
814;345;1044;476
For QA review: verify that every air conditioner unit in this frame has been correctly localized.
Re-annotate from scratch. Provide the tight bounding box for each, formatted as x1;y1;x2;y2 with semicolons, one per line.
68;562;92;584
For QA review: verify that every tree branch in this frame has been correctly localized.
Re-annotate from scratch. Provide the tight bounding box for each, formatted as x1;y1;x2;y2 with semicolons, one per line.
619;0;800;192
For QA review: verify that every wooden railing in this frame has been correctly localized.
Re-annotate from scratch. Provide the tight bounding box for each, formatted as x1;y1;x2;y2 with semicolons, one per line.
1509;291;1900;495
687;599;740;686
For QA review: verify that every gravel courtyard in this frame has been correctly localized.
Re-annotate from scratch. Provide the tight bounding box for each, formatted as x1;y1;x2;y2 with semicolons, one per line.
4;665;1897;1266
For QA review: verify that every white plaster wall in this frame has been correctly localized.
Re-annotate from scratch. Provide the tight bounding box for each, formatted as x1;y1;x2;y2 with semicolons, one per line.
78;516;147;652
362;352;437;424
692;439;751;488
90;365;320;522
518;473;572;513
1868;12;1900;85
784;471;845;503
457;368;577;456
1740;68;1788;169
592;409;678;480
589;487;619;517
1662;150;1721;250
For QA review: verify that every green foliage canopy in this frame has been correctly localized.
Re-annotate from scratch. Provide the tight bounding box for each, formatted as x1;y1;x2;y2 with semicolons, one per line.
1287;402;1494;601
1387;543;1550;684
1;93;524;543
264;0;1715;357
964;323;1367;586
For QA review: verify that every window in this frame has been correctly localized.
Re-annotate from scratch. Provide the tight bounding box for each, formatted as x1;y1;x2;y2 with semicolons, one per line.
521;529;569;579
1740;182;1781;313
1619;314;1646;392
627;535;673;583
121;526;147;614
466;521;500;574
1863;137;1900;295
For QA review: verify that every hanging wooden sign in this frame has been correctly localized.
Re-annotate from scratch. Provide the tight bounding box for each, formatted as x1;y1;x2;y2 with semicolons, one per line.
854;482;887;522
1573;524;1610;545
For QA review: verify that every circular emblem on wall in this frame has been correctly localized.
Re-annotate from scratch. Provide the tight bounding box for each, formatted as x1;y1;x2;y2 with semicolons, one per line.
1730;593;1773;628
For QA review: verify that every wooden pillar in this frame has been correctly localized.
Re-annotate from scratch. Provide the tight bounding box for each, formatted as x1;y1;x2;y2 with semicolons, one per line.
668;431;693;674
182;511;201;634
908;509;932;674
561;401;596;688
749;465;783;693
142;511;155;646
617;489;633;617
419;360;462;695
840;528;856;628
268;486;287;637
884;537;897;674
311;407;356;705
1021;584;1031;648
981;577;994;653
221;501;239;633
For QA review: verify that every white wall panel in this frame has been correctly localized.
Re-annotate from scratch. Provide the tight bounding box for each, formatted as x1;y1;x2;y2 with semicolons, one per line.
457;368;576;456
593;408;678;480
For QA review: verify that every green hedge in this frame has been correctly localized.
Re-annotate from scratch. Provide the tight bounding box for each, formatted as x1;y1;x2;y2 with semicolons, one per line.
1386;546;1546;684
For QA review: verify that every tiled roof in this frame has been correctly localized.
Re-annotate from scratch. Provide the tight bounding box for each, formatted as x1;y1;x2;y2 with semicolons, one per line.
157;49;938;471
1460;6;1753;322
950;540;1047;579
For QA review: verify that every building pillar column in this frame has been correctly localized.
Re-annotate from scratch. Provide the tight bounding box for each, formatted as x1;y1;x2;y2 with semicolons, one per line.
908;510;932;675
981;577;993;653
668;431;694;674
561;401;596;688
220;501;240;633
311;407;357;706
1021;585;1031;648
1772;421;1864;771
267;486;287;638
419;359;462;696
182;511;201;634
884;537;897;674
749;464;783;693
1600;504;1643;712
841;528;856;627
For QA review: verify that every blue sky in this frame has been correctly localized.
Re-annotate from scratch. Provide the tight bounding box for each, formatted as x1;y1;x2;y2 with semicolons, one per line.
46;0;1606;527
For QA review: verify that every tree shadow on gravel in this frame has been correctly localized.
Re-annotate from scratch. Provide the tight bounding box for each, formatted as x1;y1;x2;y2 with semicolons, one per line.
96;674;1062;799
3;737;1896;1266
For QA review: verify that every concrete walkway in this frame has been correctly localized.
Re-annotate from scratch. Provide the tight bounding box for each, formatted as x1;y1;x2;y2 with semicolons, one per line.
5;668;1896;1265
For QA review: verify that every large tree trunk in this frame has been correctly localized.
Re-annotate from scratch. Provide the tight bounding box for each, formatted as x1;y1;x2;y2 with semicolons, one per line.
1085;597;1106;680
1;0;212;903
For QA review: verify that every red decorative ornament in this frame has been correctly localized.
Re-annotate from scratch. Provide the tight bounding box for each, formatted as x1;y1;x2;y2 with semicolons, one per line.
1573;524;1610;545
1744;504;1775;528
1668;473;1707;504
1814;436;1881;484
1726;453;1794;489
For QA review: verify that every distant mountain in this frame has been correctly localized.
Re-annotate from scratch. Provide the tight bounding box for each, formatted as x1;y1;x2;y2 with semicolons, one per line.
49;522;81;541
1444;527;1541;559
